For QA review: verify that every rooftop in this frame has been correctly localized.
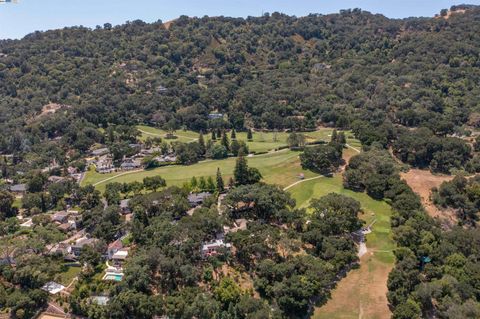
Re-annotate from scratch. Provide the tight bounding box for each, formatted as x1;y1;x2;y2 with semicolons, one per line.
41;281;65;295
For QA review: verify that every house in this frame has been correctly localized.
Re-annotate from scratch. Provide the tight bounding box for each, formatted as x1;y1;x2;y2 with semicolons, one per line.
156;85;168;93
141;147;161;156
208;113;223;120
91;147;109;157
107;239;123;259
91;295;110;306
119;199;131;214
47;175;67;184
57;220;76;233
164;154;177;162
96;155;115;174
201;239;231;258
111;249;129;267
41;281;65;295
188;192;211;207
67;166;78;175
71;237;98;257
48;243;71;257
120;157;142;171
9;184;26;195
51;211;69;224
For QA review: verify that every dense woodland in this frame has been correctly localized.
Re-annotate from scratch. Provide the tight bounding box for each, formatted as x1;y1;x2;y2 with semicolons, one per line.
1;4;480;319
1;5;480;168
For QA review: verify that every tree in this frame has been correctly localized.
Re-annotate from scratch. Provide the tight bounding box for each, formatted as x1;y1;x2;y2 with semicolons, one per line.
247;129;253;141
221;131;230;152
143;176;166;192
215;277;242;306
216;168;224;192
300;144;343;174
206;144;228;159
330;129;338;143
308;193;363;236
27;173;47;193
287;132;306;149
0;191;16;220
190;176;198;190
231;140;249;156
230;128;236;140
392;299;422;319
130;181;144;195
199;177;207;191
104;187;121;205
233;150;262;186
211;130;217;141
198;132;206;155
206;176;216;192
234;151;249;185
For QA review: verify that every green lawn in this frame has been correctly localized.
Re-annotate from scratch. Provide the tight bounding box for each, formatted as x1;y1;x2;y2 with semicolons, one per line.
83;150;318;193
136;125;357;154
56;264;81;286
137;125;198;143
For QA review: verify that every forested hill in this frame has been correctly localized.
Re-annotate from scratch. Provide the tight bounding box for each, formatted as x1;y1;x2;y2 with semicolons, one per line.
1;5;480;154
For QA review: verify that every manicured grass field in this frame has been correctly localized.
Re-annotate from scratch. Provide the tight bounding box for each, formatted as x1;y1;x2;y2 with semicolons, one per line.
137;125;198;143
83;150;318;193
136;125;355;153
288;175;394;318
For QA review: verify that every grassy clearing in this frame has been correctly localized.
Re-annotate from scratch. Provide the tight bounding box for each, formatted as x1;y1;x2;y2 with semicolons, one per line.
83;150;318;193
288;175;394;318
56;264;81;286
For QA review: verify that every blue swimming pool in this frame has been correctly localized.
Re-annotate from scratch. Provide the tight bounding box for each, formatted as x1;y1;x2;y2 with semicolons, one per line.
103;273;123;281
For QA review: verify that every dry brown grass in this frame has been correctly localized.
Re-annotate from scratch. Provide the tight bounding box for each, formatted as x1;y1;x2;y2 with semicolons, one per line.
314;252;393;319
214;264;258;297
400;168;456;223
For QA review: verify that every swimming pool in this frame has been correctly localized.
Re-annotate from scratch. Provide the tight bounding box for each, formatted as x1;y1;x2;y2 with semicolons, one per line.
102;273;123;281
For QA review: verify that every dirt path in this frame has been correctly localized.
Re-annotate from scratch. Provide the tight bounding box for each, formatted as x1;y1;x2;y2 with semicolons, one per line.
138;128;198;142
92;169;143;186
345;143;361;153
283;175;324;191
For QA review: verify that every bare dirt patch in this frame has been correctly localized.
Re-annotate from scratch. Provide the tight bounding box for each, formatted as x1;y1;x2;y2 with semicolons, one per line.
163;19;175;30
436;9;466;20
400;169;456;222
39;103;70;117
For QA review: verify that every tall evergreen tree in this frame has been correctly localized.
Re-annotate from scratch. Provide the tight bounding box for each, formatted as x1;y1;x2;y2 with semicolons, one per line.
331;129;338;144
190;176;198;190
234;149;249;185
211;130;217;141
221;131;230;152
231;128;237;140
337;131;347;145
247;129;253;141
207;176;216;192
216;168;224;192
199;176;207;191
198;132;206;155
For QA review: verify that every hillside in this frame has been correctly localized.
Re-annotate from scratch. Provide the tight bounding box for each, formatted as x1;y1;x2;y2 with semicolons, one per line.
0;6;480;157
